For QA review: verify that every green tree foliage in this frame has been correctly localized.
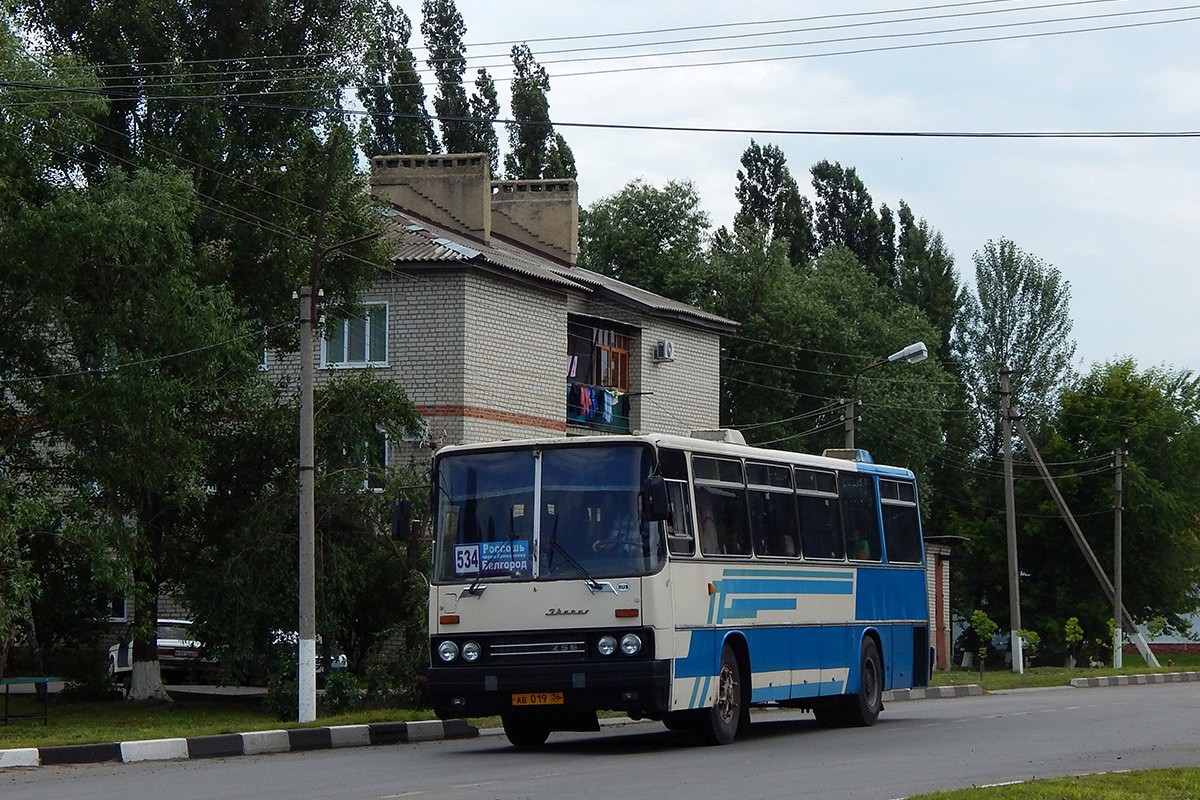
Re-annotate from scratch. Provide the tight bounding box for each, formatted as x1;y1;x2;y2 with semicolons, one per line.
578;179;710;303
4;4;414;696
710;242;947;477
953;238;1076;455
504;44;575;179
811;160;895;285
1019;361;1200;650
357;0;437;158
178;373;425;682
733;140;815;266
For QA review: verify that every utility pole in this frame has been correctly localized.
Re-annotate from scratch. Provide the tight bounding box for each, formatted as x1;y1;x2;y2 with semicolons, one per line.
1113;448;1124;669
1012;419;1159;667
999;368;1023;673
843;398;858;450
297;133;341;723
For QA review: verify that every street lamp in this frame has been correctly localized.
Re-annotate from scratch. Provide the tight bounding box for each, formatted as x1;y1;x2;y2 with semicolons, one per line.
843;341;928;450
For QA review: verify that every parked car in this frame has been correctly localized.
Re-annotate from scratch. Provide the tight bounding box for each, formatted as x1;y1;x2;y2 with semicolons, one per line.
269;629;349;673
108;619;214;680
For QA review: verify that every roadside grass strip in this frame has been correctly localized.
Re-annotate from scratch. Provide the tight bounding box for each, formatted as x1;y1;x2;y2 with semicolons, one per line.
900;767;1200;799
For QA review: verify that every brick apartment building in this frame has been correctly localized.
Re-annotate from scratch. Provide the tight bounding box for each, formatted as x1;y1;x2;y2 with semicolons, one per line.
267;153;738;465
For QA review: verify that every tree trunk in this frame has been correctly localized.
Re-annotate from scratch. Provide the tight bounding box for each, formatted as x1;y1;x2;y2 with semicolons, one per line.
0;637;9;682
127;493;171;702
22;591;44;675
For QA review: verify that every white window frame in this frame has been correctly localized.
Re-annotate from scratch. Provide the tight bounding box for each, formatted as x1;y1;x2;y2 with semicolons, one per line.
322;301;389;368
366;430;389;493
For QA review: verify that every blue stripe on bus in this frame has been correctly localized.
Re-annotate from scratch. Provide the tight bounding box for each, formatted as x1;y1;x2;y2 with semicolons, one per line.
720;578;853;596
725;598;798;619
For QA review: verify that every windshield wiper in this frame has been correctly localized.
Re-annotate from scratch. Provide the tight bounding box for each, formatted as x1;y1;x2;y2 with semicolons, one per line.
543;517;604;592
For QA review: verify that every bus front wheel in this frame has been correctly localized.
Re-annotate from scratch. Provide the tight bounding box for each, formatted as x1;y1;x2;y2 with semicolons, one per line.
501;714;551;748
695;644;747;745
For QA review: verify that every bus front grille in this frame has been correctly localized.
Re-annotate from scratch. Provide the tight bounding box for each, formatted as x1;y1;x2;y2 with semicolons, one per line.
489;639;588;663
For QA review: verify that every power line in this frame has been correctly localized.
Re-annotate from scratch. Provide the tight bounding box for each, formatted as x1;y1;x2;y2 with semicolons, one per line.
7;78;1200;141
69;0;1131;85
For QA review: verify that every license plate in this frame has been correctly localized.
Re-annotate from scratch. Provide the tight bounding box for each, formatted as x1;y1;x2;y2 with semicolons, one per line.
511;691;564;706
175;649;199;658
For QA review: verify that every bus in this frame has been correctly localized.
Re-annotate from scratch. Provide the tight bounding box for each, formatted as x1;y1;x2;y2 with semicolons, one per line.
422;432;930;747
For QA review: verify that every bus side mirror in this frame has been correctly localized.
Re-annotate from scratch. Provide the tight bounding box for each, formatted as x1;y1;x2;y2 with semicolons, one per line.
642;476;670;522
391;498;412;541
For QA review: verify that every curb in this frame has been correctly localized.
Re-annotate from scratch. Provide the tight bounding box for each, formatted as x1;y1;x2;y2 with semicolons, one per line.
884;684;983;701
0;719;477;770
1069;670;1200;689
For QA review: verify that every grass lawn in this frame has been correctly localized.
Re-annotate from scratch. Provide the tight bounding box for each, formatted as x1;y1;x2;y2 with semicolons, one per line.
909;768;1200;799
930;653;1200;691
0;694;437;750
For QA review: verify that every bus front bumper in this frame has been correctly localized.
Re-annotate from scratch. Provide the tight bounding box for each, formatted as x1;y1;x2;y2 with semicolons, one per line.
427;659;671;719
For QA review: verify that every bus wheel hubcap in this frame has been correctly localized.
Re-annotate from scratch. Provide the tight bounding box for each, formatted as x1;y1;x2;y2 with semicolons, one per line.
717;663;737;723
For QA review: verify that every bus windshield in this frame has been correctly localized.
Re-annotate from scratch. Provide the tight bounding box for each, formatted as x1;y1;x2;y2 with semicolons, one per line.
434;444;664;583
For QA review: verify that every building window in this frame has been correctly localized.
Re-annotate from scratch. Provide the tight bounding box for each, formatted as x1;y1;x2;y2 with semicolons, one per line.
594;329;630;391
324;303;388;367
108;596;129;622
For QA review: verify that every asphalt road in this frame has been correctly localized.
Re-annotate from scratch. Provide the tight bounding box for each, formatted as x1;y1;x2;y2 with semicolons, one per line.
5;682;1199;800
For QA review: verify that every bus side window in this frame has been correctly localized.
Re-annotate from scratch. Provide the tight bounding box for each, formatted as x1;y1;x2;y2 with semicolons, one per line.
840;472;882;561
665;480;695;556
796;468;843;559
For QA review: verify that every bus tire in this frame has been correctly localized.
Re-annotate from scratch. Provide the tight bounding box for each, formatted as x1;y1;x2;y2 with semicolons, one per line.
501;714;551;748
845;637;883;727
695;645;745;745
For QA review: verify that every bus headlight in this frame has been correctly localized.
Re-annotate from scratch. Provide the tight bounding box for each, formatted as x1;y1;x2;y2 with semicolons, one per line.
437;640;459;662
620;633;642;656
461;641;481;662
597;635;617;656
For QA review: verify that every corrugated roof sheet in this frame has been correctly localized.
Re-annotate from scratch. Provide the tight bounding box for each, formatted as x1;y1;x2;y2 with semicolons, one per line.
382;208;738;330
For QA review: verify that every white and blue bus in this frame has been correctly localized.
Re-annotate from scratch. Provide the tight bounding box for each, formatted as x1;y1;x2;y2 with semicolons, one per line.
424;433;930;746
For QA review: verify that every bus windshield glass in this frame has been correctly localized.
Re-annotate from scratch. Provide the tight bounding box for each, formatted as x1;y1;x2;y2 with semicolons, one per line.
434;444;664;583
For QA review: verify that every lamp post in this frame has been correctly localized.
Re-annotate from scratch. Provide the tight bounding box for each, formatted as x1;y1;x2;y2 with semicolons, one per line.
843;341;928;450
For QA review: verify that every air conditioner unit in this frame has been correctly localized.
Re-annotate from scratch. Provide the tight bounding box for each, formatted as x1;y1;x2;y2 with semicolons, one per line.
654;340;675;360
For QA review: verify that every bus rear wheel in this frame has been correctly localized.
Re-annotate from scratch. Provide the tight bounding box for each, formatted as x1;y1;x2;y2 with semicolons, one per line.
845;637;883;727
695;644;747;745
501;714;551;748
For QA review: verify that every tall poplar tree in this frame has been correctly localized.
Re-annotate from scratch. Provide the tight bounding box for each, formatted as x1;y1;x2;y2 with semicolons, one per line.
733;140;815;266
504;43;575;179
953;238;1076;455
811;160;895;285
421;0;470;153
467;68;500;174
358;0;436;157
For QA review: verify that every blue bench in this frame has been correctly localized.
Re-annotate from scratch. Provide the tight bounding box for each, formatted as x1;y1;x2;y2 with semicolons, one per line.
2;676;61;725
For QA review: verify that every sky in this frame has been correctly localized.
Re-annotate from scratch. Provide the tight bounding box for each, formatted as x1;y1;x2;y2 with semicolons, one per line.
406;1;1200;372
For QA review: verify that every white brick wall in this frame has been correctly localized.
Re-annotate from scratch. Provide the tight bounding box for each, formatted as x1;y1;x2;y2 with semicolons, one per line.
265;267;727;457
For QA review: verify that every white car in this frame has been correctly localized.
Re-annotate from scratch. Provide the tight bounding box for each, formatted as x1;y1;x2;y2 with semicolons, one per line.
108;619;212;678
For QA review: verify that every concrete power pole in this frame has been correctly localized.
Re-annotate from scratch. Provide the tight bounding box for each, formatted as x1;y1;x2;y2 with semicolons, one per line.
297;134;341;723
1113;448;1124;669
999;369;1023;673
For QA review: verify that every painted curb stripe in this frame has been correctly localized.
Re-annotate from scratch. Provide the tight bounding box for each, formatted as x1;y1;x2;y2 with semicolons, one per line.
287;727;333;751
38;742;121;765
186;733;246;759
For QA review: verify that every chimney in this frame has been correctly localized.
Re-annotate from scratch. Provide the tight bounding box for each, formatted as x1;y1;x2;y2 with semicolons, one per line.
489;179;579;265
369;154;491;244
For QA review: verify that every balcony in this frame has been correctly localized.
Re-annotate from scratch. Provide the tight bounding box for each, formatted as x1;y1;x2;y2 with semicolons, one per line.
566;383;630;433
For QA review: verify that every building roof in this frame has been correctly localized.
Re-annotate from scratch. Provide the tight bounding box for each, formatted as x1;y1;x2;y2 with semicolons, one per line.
382;208;739;333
